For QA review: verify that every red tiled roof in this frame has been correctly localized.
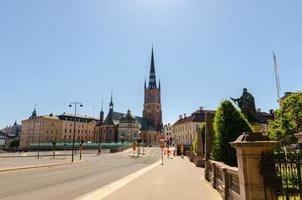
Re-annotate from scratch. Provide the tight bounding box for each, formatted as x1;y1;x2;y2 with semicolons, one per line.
173;116;194;126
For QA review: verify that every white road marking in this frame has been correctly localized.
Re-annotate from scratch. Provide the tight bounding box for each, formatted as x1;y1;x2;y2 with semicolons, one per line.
74;160;161;200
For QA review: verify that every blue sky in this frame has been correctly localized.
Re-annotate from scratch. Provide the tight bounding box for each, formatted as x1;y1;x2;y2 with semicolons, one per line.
0;0;301;128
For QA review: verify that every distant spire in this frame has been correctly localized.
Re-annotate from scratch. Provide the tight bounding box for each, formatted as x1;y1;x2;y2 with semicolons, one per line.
99;100;104;124
30;107;37;119
109;91;113;110
150;47;155;73
148;46;157;88
159;79;161;89
144;79;146;88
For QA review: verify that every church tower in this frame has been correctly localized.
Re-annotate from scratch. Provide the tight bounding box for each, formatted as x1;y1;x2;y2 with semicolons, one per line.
143;47;162;131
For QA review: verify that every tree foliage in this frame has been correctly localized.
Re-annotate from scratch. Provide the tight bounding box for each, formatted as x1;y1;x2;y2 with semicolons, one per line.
9;139;19;148
268;93;302;145
211;100;252;166
192;123;205;154
192;137;197;154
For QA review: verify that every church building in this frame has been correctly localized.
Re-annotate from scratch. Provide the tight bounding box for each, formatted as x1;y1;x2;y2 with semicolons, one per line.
96;48;163;145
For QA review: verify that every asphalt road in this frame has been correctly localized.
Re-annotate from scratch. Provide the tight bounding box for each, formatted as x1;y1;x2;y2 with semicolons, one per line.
0;147;161;200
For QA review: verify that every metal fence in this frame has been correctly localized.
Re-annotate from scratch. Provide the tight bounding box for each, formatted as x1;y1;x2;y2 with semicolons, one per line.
261;150;302;200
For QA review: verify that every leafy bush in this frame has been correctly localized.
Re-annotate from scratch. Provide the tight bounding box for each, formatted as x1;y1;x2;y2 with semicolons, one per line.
211;100;252;166
9;139;19;148
268;93;302;145
192;137;197;154
192;124;205;154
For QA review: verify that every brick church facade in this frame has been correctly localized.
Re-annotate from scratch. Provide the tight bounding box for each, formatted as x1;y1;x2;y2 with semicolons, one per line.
96;48;163;145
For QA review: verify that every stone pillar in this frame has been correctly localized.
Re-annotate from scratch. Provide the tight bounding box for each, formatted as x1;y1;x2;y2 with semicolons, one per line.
230;132;279;200
205;112;215;159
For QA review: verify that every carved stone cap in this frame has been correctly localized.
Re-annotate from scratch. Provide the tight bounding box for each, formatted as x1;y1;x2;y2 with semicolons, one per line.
230;132;280;148
294;132;302;137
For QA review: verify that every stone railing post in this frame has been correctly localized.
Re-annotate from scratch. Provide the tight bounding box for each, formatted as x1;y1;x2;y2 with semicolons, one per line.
212;163;216;188
230;132;279;200
222;168;229;200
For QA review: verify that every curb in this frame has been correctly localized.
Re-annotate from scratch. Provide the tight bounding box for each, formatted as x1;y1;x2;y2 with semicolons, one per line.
0;160;84;173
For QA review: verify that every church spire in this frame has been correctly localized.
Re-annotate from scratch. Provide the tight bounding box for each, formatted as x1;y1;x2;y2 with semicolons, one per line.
99;100;104;124
148;47;157;88
101;100;104;112
109;91;113;110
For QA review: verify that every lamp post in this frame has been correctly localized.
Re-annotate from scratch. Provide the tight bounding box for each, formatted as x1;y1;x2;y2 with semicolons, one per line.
31;117;37;149
80;140;83;160
98;126;101;155
37;118;43;159
69;102;83;162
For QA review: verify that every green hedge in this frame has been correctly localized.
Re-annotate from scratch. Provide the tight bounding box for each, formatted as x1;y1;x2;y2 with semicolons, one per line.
211;100;252;166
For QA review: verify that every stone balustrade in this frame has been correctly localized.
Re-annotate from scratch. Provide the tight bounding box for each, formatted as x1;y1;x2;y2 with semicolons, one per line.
205;160;240;200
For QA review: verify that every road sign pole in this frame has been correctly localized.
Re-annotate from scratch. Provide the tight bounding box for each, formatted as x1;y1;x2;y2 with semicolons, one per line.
161;147;164;165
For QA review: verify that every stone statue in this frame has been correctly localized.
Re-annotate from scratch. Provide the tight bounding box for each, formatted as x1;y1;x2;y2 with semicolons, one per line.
231;88;257;122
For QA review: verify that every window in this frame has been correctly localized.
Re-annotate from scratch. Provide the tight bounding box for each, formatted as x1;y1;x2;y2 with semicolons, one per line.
147;93;152;102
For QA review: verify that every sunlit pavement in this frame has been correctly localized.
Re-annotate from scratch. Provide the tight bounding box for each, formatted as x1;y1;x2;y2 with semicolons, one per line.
103;155;221;200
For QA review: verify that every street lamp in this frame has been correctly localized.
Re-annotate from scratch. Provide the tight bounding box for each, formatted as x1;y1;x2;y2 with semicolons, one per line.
69;102;83;162
37;118;43;159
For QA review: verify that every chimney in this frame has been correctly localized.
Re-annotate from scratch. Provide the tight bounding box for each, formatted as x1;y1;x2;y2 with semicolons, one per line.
269;109;274;115
256;108;261;112
199;106;203;110
184;113;186;118
179;115;183;120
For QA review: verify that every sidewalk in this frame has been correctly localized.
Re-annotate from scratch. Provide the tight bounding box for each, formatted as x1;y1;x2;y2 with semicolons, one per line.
104;156;221;200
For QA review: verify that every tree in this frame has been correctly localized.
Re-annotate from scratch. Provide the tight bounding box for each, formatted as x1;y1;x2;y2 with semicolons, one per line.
9;139;19;148
211;100;252;166
268;93;302;145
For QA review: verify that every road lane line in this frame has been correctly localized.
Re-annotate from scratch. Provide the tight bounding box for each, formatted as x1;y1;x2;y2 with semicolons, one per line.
74;160;161;200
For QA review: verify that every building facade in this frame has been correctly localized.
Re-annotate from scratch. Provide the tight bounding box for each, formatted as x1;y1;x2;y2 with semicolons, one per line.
20;110;98;149
173;108;215;146
163;123;173;144
1;121;22;138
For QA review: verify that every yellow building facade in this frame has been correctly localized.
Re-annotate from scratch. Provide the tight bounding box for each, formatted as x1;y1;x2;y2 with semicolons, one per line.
20;113;98;149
